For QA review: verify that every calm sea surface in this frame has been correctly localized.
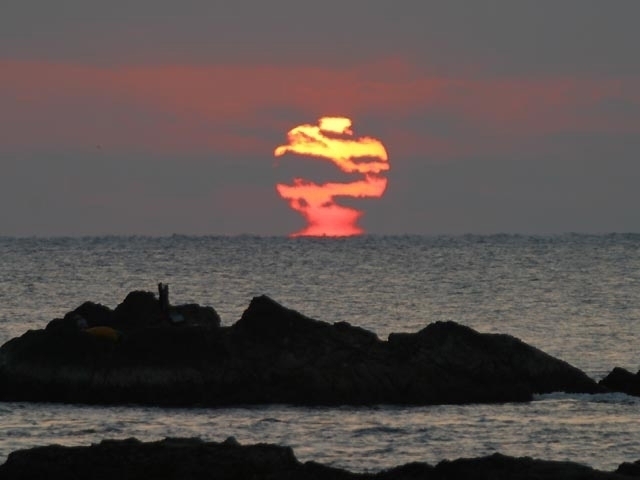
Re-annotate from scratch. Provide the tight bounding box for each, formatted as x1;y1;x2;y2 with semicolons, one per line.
1;235;640;471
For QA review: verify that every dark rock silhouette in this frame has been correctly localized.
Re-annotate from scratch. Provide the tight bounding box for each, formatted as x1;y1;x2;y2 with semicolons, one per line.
0;292;601;406
617;459;640;477
599;367;640;397
46;290;221;333
0;437;634;480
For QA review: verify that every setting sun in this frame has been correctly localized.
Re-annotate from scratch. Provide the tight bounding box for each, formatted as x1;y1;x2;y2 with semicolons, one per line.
274;117;389;237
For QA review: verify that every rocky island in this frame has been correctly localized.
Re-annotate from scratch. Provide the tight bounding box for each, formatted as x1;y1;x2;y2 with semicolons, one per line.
0;288;604;406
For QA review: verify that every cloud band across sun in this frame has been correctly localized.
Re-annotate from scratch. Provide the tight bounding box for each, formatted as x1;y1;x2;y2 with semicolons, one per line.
274;117;389;237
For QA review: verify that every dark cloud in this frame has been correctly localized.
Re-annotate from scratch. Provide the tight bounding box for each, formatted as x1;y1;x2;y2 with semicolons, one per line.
369;133;640;234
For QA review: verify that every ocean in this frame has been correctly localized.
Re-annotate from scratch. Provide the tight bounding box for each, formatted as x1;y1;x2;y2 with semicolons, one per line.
1;234;639;472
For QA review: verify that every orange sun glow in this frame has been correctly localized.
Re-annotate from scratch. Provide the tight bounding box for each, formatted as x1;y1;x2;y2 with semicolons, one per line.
274;117;389;237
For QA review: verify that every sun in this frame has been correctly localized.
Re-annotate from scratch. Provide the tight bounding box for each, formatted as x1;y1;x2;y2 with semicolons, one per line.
274;117;389;237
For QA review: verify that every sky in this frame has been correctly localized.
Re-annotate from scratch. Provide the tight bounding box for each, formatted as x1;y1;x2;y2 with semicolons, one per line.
1;1;639;236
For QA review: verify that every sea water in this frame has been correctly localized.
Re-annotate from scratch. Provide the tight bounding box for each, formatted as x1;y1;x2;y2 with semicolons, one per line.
1;235;639;471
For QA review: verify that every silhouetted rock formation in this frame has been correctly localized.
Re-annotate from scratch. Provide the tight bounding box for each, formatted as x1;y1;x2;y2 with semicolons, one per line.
46;290;221;333
600;367;640;397
0;292;601;406
0;437;634;480
617;460;640;477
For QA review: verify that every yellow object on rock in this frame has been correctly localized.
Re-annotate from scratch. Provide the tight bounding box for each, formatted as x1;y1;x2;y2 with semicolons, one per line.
84;326;120;341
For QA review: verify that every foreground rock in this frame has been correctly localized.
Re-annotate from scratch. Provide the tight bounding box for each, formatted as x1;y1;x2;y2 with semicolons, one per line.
600;367;640;397
0;292;601;406
0;437;636;480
